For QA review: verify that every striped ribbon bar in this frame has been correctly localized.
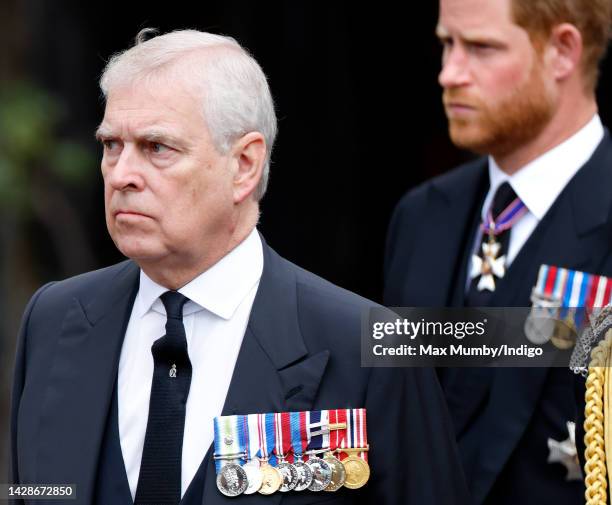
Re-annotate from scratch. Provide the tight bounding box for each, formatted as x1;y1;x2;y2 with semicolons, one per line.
213;415;245;473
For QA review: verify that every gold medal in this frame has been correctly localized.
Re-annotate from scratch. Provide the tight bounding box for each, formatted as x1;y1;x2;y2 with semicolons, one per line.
337;446;370;489
551;313;578;350
342;455;370;489
258;462;283;495
323;453;346;492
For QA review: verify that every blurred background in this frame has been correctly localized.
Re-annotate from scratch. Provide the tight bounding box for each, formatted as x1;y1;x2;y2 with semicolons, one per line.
3;0;612;479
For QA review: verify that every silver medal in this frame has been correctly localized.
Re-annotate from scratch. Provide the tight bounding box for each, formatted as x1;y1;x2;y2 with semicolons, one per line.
306;456;332;492
292;459;313;491
323;454;346;491
242;460;263;495
277;461;299;492
525;290;558;345
524;310;555;345
216;462;248;497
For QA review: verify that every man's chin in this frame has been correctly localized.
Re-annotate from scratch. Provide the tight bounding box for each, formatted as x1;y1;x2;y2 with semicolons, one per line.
448;126;493;155
113;240;164;263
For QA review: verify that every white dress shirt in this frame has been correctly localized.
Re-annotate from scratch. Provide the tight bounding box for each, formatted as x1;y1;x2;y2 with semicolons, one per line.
117;228;263;499
470;114;604;274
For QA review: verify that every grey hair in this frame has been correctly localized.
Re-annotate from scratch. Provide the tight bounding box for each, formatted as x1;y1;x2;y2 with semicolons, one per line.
99;28;277;200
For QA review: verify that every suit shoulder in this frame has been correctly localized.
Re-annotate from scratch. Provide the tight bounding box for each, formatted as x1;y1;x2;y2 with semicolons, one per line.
281;256;379;314
394;158;485;215
29;260;135;311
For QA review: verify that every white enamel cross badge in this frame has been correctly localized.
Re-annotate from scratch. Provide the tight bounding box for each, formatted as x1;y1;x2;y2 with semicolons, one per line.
470;239;506;291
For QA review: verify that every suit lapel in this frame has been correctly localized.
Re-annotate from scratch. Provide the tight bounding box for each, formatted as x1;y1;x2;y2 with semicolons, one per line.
420;162;492;438
36;261;139;505
405;161;489;307
201;240;330;505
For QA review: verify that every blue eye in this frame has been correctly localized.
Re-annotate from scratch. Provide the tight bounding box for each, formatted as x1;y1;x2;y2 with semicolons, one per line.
150;142;169;154
468;42;494;53
103;139;119;151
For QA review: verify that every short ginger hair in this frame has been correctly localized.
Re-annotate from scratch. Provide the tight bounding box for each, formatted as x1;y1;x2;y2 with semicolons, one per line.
511;0;612;91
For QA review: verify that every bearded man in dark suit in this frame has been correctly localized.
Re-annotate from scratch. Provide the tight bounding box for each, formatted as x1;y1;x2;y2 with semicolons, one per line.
385;1;612;504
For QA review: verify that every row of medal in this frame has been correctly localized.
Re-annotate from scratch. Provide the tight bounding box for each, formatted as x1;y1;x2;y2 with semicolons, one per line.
525;265;612;349
213;408;369;497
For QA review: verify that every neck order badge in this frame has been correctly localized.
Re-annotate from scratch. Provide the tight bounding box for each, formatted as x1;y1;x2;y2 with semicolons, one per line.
212;408;369;496
470;189;527;292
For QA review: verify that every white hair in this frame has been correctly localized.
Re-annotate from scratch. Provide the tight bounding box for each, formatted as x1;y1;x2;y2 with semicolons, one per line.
99;28;277;200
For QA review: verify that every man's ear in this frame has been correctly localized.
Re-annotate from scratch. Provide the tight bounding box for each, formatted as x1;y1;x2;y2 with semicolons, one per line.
230;132;266;204
546;23;583;82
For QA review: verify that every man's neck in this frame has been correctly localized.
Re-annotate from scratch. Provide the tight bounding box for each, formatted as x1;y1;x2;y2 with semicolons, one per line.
494;98;598;175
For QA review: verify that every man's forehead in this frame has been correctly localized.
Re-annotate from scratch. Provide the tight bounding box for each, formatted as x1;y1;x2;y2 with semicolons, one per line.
98;85;205;139
437;0;516;37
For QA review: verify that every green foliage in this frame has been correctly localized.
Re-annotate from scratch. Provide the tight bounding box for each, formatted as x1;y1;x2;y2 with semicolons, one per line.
0;81;95;212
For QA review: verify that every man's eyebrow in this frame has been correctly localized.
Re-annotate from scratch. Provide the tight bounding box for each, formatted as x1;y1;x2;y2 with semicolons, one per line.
138;129;183;145
436;25;449;39
435;26;505;47
94;125;114;141
94;126;185;146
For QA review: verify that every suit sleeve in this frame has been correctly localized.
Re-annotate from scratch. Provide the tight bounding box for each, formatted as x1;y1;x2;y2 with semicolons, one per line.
363;366;469;505
9;282;55;498
383;186;430;306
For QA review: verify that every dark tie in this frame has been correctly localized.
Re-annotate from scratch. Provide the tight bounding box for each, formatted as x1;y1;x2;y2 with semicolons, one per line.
466;182;520;306
134;291;192;505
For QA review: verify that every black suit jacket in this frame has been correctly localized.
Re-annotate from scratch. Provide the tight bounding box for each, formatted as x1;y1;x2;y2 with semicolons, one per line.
384;132;612;505
10;237;468;505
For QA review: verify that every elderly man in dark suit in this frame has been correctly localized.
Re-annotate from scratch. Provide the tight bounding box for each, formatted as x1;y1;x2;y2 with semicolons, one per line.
385;0;612;504
10;29;467;505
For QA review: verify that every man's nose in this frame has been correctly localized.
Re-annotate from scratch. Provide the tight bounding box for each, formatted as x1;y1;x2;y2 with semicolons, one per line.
438;45;471;89
106;145;145;191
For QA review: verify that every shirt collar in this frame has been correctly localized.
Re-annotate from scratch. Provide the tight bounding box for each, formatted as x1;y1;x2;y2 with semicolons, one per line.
485;114;604;220
135;228;264;320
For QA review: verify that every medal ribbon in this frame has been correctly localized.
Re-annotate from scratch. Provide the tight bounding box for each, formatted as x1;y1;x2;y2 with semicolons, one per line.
339;409;354;461
274;412;294;463
302;411;311;460
321;410;330;450
536;265;612;329
290;411;307;460
264;413;277;466
605;278;612;306
328;409;346;453
339;409;369;462
568;270;590;328
307;410;327;455
593;275;612;308
257;413;278;464
354;408;368;461
237;414;247;465
553;268;568;302
246;413;260;462
480;197;527;236
544;265;557;299
213;415;242;473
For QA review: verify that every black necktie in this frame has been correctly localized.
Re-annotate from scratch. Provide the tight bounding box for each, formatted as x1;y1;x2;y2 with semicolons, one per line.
466;182;519;306
135;291;192;505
